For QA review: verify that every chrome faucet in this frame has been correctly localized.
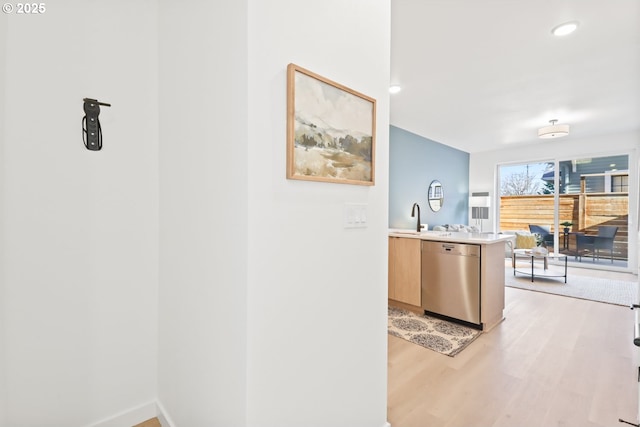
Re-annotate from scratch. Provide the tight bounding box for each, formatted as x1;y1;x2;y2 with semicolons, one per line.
411;202;421;232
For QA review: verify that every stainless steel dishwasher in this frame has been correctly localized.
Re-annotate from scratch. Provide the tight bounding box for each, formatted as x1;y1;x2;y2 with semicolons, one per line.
421;241;481;326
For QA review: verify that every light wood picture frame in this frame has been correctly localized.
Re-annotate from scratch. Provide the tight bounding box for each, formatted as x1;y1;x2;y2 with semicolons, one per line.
286;63;376;186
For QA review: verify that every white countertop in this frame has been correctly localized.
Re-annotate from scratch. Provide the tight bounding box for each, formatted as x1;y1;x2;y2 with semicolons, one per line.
389;229;515;245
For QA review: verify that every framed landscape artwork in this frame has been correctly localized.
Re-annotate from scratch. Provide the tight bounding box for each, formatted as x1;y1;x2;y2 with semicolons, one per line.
286;63;376;186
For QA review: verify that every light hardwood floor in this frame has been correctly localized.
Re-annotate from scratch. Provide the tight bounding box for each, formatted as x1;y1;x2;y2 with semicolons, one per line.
133;418;161;427
388;266;639;427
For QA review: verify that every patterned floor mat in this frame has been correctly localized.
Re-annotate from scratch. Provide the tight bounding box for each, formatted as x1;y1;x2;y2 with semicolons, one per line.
388;305;482;357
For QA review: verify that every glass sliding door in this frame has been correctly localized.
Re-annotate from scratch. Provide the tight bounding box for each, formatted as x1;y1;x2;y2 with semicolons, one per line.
499;154;630;270
498;160;555;235
555;154;629;268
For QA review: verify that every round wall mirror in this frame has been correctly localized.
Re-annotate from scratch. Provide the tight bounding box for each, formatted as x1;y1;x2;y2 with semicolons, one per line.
428;180;443;212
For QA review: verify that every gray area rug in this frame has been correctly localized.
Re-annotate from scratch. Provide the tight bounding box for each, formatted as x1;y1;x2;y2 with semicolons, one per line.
505;269;638;306
387;306;481;357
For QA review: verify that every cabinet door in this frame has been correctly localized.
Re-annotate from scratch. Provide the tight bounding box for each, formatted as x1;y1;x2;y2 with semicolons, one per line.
389;237;421;306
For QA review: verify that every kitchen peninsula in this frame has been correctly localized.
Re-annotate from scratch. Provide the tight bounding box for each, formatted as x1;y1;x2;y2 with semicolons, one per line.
389;229;514;332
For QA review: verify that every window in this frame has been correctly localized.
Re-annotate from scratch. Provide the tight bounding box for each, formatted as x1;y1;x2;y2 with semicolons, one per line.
612;174;628;192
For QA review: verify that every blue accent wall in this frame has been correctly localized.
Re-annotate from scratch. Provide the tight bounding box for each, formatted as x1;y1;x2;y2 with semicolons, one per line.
389;125;470;229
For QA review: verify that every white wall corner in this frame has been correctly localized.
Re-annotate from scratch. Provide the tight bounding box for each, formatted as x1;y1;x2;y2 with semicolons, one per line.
86;401;157;427
84;400;177;427
156;399;177;427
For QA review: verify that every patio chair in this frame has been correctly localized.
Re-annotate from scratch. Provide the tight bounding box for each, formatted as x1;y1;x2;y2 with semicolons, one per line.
528;225;554;249
575;226;618;263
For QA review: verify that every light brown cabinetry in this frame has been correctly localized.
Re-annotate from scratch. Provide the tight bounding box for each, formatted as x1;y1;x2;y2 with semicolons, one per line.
388;237;421;307
388;232;510;331
479;241;506;331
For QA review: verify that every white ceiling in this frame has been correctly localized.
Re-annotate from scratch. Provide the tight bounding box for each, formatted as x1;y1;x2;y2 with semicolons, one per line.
390;0;640;153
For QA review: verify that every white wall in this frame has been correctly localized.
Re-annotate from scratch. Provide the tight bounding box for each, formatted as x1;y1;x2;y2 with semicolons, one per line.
2;1;390;425
470;131;639;271
245;1;390;425
1;2;159;425
157;0;249;425
157;0;390;425
0;10;7;427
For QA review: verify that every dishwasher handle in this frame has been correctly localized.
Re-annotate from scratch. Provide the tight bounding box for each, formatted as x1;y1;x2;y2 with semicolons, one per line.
423;241;480;257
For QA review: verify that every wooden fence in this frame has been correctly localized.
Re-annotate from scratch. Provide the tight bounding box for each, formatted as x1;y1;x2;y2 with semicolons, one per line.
500;193;629;260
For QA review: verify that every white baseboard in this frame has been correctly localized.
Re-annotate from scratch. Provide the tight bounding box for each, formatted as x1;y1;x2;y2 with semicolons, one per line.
87;401;157;427
153;407;387;427
155;399;177;427
89;400;384;427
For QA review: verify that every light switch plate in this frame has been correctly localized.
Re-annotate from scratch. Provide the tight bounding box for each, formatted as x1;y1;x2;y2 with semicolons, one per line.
344;203;368;228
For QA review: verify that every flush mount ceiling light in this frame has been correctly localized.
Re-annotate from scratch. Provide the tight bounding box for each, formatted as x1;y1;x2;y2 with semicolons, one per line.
389;85;402;94
552;21;579;36
538;119;570;139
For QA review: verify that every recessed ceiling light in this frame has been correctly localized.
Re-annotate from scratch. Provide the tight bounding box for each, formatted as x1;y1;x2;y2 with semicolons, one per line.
389;85;402;94
552;21;579;36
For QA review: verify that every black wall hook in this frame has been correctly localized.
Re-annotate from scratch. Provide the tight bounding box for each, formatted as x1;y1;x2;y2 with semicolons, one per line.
82;98;111;151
